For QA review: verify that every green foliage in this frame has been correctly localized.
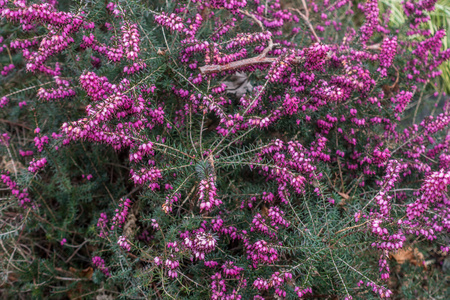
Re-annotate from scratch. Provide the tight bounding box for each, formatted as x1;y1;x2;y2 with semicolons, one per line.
1;0;450;299
382;0;450;94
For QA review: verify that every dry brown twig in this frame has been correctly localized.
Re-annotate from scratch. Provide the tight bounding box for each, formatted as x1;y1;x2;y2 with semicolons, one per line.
198;5;318;75
198;7;382;75
290;2;320;43
199;10;277;75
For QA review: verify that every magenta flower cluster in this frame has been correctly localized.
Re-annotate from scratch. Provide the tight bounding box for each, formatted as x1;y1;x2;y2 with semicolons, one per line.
198;175;222;212
1;63;14;76
183;231;217;260
378;37;397;77
28;157;47;173
1;0;450;299
1;174;32;208
117;235;131;251
111;198;132;230
37;76;76;101
92;256;111;277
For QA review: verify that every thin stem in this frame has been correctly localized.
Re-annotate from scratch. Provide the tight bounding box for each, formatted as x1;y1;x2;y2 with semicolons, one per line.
5;46;13;64
330;249;350;297
189;104;198;155
290;7;320;42
199;112;206;156
390;130;423;155
160;270;177;300
335;220;369;235
161;164;193;172
336;133;345;191
286;195;311;237
161;27;171;55
170;172;195;204
303;194;317;235
212;125;258;158
3;144;18;178
170;67;229;121
337;256;379;286
413;80;429;124
210;79;271;156
216;143;272;161
3;82;53;98
314;171;330;238
80;141;116;203
153;142;196;160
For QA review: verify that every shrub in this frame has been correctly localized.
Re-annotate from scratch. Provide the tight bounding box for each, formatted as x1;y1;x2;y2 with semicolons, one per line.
1;0;449;299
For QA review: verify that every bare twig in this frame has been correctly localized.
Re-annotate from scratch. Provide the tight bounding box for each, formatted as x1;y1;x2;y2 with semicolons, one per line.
199;42;277;75
330;249;350;297
199;10;275;75
65;240;89;264
335;220;369;235
336;133;344;192
2;82;53;98
413;80;429;124
3;144;18;178
0;119;32;130
290;7;320;42
239;9;266;31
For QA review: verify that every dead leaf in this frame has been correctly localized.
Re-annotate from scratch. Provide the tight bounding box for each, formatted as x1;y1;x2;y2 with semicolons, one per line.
96;295;114;300
7;272;17;283
1;156;25;173
66;267;93;299
157;48;167;56
68;266;93;279
0;272;18;288
67;282;83;299
260;205;269;217
390;247;426;269
80;267;93;280
338;192;350;206
222;72;253;98
124;203;138;238
338;192;350;200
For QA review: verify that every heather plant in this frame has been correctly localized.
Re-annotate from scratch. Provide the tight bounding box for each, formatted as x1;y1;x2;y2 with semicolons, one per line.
1;0;450;299
383;0;450;94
